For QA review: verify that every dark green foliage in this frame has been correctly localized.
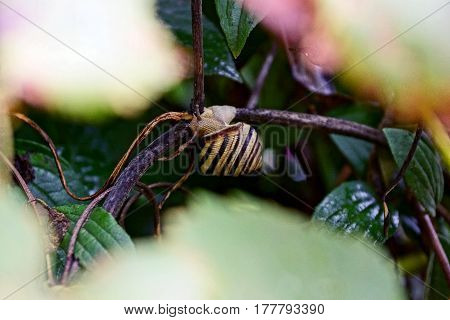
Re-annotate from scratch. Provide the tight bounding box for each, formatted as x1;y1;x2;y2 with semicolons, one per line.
384;128;444;215
314;181;398;244
157;0;241;82
57;205;134;269
215;0;260;58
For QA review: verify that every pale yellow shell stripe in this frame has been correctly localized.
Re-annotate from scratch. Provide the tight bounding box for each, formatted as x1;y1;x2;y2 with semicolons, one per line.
200;123;243;175
238;133;258;175
198;123;262;176
199;124;241;174
255;144;263;170
223;124;250;175
213;132;239;175
199;140;211;160
200;136;224;173
234;127;257;176
243;138;262;173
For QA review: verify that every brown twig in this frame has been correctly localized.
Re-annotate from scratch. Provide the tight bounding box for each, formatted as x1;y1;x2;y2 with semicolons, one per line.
418;213;450;287
246;43;277;110
191;0;204;116
136;182;161;237
235;108;387;145
12;112;190;202
0;151;56;285
334;164;353;186
382;126;423;236
61;187;113;285
103;122;193;217
119;182;191;227
144;182;192;194
158;148;195;211
0;152;36;204
120;184;165;227
383;126;423;198
437;204;450;226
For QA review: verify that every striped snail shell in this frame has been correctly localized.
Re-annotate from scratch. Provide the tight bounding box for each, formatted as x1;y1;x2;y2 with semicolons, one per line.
192;106;263;176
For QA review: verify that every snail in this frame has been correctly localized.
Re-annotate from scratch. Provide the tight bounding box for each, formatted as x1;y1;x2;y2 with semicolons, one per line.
192;106;263;176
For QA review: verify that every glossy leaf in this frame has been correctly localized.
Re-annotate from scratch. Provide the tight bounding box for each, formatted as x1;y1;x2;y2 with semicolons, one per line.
57;204;134;269
215;0;261;58
15;139;89;207
157;0;242;82
384;128;444;215
314;181;398;243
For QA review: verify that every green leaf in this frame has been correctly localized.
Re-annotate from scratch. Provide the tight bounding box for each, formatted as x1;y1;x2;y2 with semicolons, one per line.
57;205;134;269
328;105;382;176
73;192;404;299
50;248;68;282
157;0;242;82
313;181;398;244
383;128;444;215
15;139;89;207
215;0;261;58
330;135;373;176
15;112;154;193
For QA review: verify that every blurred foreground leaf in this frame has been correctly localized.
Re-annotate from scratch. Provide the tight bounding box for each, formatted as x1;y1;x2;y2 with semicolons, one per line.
314;1;450;168
215;0;261;58
1;0;182;119
57;205;133;270
314;181;398;244
70;192;404;299
316;0;450;120
157;0;242;82
384;128;444;215
0;192;47;299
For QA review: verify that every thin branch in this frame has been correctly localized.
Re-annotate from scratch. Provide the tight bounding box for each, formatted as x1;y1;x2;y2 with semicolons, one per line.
157;148;195;211
0;151;55;285
103;122;193;217
61;188;113;285
234;108;387;145
382;126;423;236
12;112;189;201
144;182;192;194
136;182;161;237
418;213;450;287
191;0;204;116
384;126;423;198
0;152;36;203
334;164;353;186
437;204;450;226
246;43;277;110
119;182;191;227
